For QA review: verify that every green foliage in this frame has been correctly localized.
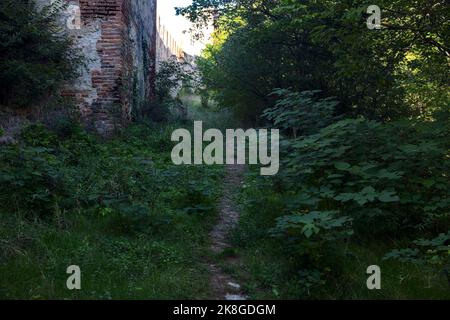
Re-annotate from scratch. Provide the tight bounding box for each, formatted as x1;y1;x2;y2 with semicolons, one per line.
178;0;450;299
0;144;65;217
280;116;449;236
0;122;223;228
231;89;449;298
271;211;353;240
0;0;81;108
49;115;84;139
0;121;224;299
1;0;448;301
263;89;339;137
384;233;450;278
183;0;449;122
270;210;353;293
156;58;192;101
151;58;200;122
21;123;58;147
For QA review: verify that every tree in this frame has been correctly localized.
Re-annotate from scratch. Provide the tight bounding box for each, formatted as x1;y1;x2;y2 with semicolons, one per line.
0;0;81;109
179;0;449;122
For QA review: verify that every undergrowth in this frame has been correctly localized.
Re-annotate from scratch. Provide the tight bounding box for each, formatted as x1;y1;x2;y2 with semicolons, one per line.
0;120;224;299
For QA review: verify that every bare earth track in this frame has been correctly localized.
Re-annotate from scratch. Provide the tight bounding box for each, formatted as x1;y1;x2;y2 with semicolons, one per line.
208;164;247;300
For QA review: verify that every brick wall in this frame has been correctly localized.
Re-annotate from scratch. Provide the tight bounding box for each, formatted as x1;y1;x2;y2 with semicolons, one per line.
39;0;157;136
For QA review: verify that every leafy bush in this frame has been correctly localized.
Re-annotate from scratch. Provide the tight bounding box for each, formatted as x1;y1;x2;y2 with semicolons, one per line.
271;211;353;241
21;123;58;147
233;89;449;297
0;144;67;216
0;122;223;237
148;58;198;122
280;117;449;236
270;210;353;287
156;57;195;101
263;89;340;137
48;115;84;139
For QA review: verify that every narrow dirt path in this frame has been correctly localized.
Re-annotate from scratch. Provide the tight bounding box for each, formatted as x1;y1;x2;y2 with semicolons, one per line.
208;164;247;300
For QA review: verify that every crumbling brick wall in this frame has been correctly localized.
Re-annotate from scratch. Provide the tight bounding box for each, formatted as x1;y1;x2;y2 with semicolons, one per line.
39;0;157;136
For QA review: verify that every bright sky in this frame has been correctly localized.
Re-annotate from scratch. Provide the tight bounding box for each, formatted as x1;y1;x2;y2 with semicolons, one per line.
157;0;212;56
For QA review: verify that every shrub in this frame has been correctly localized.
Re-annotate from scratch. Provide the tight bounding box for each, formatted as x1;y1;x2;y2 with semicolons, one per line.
0;0;81;108
263;89;340;137
0;144;67;217
280;118;449;236
235;89;449;296
270;210;353;271
155;57;197;102
0;121;223;239
21;123;58;147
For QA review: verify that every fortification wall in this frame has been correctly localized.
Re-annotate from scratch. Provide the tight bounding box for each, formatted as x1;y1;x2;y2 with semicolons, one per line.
37;0;157;135
156;16;184;69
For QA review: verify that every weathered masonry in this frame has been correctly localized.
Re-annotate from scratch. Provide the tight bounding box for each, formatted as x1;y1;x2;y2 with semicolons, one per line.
39;0;158;135
156;16;184;67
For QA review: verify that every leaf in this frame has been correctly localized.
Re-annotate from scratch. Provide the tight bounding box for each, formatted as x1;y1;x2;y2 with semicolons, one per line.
378;190;400;203
421;179;435;188
334;162;351;171
302;224;319;238
334;193;355;202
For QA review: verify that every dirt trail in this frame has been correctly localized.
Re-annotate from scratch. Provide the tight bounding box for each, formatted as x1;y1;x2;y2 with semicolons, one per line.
208;164;247;300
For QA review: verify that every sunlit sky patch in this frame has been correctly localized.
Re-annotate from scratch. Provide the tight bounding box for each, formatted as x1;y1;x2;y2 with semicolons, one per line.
158;0;212;56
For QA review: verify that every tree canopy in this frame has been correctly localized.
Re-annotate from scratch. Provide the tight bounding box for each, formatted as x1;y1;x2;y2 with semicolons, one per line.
179;0;449;122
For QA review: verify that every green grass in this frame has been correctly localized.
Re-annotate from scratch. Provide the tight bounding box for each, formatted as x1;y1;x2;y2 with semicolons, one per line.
0;209;214;299
228;239;450;300
0;121;224;299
